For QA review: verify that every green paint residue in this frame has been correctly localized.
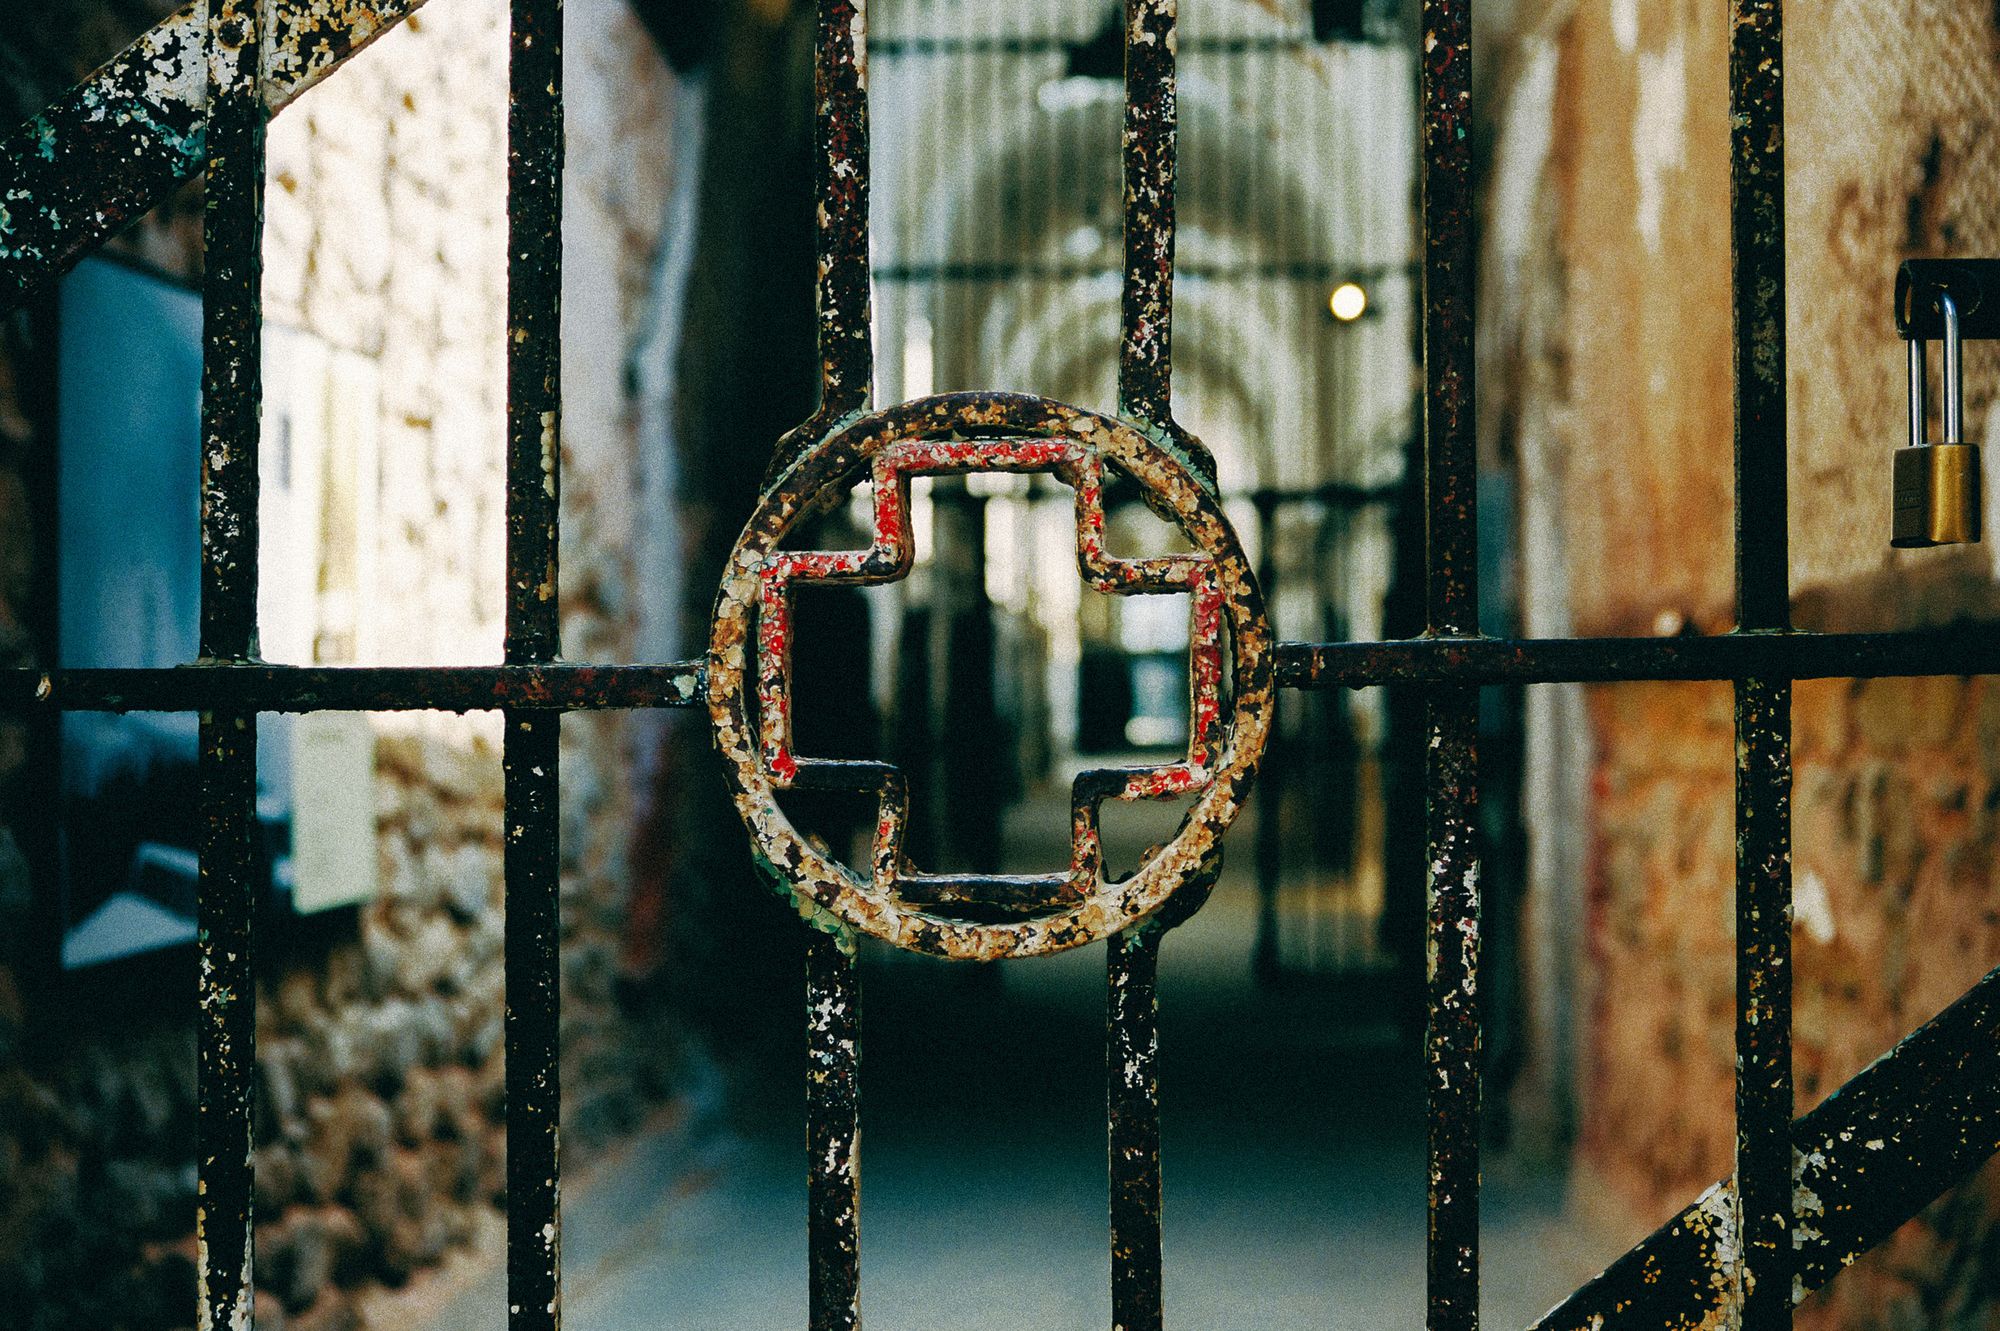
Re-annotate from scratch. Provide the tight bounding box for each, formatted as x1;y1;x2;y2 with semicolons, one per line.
750;847;858;955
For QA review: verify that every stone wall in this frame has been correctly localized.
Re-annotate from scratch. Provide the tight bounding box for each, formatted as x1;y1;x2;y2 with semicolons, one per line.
1482;1;2000;1323
0;1;687;1326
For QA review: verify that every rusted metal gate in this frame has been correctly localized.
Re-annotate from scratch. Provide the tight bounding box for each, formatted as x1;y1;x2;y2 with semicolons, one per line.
5;1;2000;1330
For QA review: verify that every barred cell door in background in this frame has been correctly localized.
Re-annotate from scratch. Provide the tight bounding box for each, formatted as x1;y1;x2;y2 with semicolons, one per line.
4;1;2000;1330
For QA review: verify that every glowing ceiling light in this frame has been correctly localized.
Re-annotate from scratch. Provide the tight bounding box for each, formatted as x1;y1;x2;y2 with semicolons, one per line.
1328;281;1368;323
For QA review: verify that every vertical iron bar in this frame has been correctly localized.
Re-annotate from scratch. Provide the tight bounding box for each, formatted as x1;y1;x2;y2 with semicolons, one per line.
815;0;872;418
1423;685;1480;1329
803;4;868;1318
1731;0;1787;635
1109;922;1165;1331
1733;675;1793;1327
1420;0;1476;639
1109;5;1178;1319
766;0;872;481
1118;0;1178;426
1420;0;1479;1327
807;930;862;1331
503;714;562;1330
505;0;564;1324
1730;1;1793;1327
196;718;257;1331
195;0;264;1323
199;0;265;664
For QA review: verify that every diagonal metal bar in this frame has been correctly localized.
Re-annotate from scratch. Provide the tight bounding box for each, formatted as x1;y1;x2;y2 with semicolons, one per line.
0;0;430;310
1530;961;2000;1331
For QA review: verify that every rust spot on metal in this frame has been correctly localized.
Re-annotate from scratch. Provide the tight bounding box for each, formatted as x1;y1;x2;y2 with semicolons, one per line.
708;393;1271;962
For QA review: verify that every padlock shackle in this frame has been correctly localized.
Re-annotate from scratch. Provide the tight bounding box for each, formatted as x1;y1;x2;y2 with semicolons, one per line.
1943;290;1964;444
1906;291;1965;447
1894;269;1985;548
1909;336;1928;449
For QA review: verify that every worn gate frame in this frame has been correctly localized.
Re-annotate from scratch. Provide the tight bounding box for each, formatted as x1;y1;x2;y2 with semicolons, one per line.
4;0;2000;1329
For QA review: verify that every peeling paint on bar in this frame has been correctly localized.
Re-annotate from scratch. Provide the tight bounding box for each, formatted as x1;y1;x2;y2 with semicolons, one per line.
10;628;2000;717
0;0;433;309
1118;0;1176;430
502;714;562;1331
1532;961;2000;1331
1420;0;1476;641
502;0;564;1325
1424;686;1480;1331
1734;673;1793;1330
1275;630;2000;688
0;661;708;712
1417;0;1481;1326
194;0;265;1322
1109;922;1166;1331
195;715;258;1331
763;0;871;484
1730;0;1788;637
807;931;861;1331
707;392;1272;963
1728;2;1792;1326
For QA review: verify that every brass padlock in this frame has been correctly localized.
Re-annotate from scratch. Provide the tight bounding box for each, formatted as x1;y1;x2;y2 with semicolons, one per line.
1894;289;1983;547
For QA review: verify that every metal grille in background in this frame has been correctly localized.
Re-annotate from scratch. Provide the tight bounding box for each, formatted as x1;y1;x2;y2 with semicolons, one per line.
868;0;1415;979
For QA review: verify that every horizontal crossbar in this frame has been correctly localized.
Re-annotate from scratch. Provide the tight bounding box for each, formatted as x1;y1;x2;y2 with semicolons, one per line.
3;628;1996;714
0;662;703;712
1278;629;2000;687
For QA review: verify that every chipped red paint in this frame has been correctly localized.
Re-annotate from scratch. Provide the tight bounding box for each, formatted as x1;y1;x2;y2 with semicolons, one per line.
737;426;1246;948
709;392;1272;962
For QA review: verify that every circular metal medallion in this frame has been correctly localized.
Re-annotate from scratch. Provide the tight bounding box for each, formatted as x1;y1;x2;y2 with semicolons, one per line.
708;392;1272;960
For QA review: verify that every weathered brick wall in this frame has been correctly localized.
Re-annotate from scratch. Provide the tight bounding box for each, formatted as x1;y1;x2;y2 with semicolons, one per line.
1483;1;2000;1323
0;1;686;1326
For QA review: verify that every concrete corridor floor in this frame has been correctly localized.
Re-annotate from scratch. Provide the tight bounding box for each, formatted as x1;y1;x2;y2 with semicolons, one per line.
419;867;1613;1331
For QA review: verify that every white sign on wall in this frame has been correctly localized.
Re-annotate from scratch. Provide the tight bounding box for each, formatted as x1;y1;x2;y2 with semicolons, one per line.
261;326;382;914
